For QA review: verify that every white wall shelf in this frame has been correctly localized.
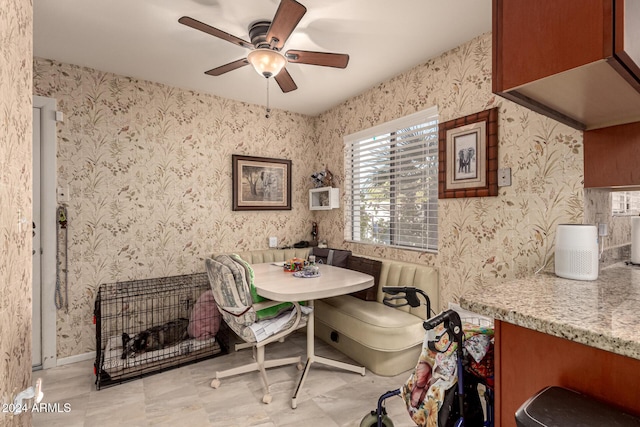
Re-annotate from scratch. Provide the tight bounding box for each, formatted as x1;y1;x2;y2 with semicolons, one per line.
309;187;339;210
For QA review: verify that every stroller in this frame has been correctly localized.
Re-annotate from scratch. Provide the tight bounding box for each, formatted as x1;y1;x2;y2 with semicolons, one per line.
360;287;494;427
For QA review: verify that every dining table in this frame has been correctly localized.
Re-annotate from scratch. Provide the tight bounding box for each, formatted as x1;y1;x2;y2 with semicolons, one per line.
251;262;374;409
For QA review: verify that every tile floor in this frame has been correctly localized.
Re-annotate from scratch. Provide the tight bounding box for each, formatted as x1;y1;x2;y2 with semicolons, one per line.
32;331;416;427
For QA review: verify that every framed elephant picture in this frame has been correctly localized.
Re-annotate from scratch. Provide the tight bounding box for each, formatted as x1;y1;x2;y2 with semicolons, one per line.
232;155;292;210
438;107;498;198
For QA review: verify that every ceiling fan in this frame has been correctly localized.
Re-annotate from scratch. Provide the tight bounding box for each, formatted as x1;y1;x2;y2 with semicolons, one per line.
179;0;349;93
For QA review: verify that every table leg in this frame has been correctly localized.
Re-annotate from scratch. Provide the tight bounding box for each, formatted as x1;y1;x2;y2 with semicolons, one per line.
291;358;310;409
307;300;315;361
291;300;366;409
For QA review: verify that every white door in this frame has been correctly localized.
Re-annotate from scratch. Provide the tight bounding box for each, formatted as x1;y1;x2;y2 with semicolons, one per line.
32;106;42;368
33;96;57;370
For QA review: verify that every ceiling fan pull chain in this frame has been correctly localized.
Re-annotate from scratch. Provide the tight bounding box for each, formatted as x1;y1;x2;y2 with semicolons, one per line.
265;78;271;119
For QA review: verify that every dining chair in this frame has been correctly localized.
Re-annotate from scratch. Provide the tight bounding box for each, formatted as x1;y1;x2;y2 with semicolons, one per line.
205;255;306;404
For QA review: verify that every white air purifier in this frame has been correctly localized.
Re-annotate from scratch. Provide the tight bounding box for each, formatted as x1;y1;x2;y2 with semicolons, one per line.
554;224;599;281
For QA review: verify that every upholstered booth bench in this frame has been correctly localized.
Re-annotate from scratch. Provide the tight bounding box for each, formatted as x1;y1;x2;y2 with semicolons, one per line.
215;248;439;376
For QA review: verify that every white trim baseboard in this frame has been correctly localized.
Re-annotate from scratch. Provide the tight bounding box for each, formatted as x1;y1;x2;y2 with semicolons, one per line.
57;351;96;367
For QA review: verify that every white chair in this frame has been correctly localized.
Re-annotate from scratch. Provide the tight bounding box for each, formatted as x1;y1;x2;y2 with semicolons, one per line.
205;255;306;404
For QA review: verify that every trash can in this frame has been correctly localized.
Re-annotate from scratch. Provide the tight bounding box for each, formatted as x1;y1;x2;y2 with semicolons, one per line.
515;386;640;427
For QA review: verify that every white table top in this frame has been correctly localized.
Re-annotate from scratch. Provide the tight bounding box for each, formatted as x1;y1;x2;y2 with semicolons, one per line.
252;263;374;301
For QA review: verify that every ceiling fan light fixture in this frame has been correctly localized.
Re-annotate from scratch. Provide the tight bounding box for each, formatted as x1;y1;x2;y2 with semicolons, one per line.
247;48;286;78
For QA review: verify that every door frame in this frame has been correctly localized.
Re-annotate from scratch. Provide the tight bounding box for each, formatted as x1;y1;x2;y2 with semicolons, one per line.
33;95;57;369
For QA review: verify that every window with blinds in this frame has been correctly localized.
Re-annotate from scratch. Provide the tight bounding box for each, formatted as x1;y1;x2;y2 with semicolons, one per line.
343;107;439;251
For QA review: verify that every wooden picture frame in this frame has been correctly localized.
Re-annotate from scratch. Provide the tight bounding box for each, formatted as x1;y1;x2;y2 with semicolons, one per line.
438;108;498;198
232;155;292;211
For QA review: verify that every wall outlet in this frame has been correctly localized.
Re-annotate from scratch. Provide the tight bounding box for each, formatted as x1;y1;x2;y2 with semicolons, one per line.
498;168;512;187
57;186;70;203
268;237;278;248
598;223;608;237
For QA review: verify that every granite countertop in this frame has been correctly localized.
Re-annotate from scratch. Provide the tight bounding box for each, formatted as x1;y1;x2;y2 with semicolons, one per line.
459;262;640;360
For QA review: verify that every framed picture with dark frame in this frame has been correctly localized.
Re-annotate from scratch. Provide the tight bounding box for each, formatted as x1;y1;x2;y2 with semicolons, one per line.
232;155;292;211
438;107;498;198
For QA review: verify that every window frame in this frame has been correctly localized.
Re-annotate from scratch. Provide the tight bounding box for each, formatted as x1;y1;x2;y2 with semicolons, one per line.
343;107;439;252
612;191;640;216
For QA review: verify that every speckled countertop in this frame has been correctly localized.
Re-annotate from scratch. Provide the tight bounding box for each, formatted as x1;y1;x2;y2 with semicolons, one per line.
459;263;640;360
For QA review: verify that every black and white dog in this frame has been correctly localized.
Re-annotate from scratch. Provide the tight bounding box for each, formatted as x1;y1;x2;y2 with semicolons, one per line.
121;318;189;359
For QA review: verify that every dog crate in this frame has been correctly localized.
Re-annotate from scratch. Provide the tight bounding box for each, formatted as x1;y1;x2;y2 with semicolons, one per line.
94;272;228;389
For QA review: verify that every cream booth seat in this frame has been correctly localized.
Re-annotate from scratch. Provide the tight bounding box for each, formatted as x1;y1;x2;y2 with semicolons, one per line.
314;257;438;376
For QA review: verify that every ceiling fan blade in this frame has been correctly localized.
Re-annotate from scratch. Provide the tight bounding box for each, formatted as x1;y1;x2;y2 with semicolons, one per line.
274;68;298;93
205;58;250;76
179;16;254;50
266;0;307;50
285;50;349;68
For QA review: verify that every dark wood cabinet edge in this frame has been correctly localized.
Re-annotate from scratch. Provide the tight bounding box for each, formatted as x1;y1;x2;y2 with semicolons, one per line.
496;90;587;130
494;320;503;427
603;0;615;57
611;54;640;91
492;0;502;94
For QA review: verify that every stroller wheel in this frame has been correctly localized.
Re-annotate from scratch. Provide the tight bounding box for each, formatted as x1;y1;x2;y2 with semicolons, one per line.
359;411;394;427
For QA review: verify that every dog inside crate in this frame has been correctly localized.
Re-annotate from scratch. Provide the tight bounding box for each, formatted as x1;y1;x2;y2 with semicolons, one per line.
121;317;189;359
95;273;225;388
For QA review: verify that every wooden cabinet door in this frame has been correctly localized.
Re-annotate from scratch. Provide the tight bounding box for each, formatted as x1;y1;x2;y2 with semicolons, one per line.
493;0;640;131
584;121;640;188
493;0;613;93
613;0;640;90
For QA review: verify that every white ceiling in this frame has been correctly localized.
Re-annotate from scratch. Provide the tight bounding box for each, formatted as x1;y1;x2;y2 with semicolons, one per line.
34;0;492;116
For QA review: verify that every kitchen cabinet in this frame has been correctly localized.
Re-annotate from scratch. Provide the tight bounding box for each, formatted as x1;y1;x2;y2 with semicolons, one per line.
584;120;640;188
494;321;640;427
309;187;339;210
493;0;640;130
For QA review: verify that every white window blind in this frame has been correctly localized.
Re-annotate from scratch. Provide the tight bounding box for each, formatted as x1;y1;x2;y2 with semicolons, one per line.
343;107;439;251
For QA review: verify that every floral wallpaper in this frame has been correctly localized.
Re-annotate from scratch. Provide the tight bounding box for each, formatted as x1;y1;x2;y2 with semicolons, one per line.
33;59;317;358
315;32;584;308
34;31;585;359
0;0;33;426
